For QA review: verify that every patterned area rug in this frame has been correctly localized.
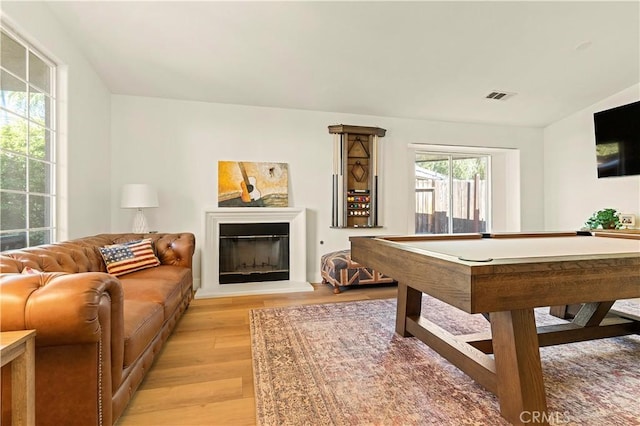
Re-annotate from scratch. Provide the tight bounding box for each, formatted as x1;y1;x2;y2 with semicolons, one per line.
250;297;640;425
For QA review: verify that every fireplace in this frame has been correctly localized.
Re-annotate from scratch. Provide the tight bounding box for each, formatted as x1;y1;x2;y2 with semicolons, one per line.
219;222;290;284
197;207;313;298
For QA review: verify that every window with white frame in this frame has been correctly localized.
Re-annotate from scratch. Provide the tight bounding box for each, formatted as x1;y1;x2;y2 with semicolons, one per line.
1;27;57;250
414;150;491;234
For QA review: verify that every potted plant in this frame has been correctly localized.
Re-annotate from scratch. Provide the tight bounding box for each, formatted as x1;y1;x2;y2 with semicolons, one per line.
584;208;621;230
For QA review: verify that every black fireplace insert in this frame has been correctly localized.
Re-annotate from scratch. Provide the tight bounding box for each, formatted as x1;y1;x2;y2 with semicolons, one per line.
218;222;290;284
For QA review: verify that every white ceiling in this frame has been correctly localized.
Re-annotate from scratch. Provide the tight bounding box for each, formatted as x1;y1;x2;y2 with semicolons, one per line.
45;1;640;127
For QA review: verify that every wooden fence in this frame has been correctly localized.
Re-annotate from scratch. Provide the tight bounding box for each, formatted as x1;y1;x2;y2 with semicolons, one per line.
415;176;487;234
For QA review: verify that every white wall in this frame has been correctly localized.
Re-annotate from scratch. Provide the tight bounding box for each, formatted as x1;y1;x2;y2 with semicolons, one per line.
544;84;640;230
111;95;544;284
2;2;112;239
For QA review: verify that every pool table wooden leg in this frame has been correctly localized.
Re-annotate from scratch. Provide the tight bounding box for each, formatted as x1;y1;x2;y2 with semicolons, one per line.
396;282;422;337
490;309;549;426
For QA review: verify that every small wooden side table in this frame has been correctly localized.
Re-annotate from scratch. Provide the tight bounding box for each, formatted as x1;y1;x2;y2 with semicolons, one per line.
1;330;36;426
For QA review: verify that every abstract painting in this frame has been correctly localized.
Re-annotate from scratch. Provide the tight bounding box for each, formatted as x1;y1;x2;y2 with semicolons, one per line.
218;161;289;207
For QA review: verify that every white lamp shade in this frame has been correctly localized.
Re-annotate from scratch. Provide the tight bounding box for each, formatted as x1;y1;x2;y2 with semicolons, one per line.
121;184;159;208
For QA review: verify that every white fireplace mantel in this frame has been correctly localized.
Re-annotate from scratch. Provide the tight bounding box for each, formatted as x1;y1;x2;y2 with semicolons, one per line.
197;207;313;298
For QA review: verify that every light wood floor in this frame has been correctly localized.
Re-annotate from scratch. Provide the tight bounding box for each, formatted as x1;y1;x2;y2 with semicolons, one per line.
116;283;398;426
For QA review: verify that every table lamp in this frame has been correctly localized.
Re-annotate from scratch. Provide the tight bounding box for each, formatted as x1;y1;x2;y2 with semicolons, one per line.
120;184;159;233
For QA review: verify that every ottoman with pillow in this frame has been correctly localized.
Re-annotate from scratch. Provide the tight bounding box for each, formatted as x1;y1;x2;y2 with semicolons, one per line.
321;249;396;294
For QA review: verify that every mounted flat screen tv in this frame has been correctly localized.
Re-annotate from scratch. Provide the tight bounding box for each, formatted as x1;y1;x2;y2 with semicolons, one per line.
594;100;640;178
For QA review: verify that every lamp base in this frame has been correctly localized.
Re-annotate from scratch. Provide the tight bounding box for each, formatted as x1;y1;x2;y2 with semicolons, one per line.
132;209;149;233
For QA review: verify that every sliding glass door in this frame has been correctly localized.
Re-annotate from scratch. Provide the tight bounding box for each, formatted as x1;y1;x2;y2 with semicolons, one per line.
415;152;490;234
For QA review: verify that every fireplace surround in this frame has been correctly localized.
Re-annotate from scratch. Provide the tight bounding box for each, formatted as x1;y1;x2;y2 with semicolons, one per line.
197;207;313;298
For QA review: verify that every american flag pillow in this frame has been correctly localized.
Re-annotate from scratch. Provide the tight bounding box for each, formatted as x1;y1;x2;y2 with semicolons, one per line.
99;238;160;276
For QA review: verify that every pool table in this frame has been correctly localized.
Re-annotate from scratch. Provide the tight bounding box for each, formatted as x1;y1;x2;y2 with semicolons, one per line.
350;231;640;425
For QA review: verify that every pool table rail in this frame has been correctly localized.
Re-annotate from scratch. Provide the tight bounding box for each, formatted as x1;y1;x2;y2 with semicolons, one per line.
350;234;640;313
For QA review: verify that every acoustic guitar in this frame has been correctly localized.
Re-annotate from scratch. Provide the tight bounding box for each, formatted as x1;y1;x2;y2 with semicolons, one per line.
238;162;262;202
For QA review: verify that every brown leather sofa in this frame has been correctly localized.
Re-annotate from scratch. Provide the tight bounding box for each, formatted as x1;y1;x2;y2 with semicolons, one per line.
0;232;196;425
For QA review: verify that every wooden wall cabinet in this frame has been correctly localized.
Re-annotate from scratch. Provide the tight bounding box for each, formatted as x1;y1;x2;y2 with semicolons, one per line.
328;124;386;228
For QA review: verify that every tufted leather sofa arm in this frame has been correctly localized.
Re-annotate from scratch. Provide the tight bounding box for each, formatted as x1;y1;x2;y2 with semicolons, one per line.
1;270;125;425
150;233;195;269
0;272;123;346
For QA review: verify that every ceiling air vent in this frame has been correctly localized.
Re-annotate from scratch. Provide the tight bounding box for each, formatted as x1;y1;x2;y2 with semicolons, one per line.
485;91;516;101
